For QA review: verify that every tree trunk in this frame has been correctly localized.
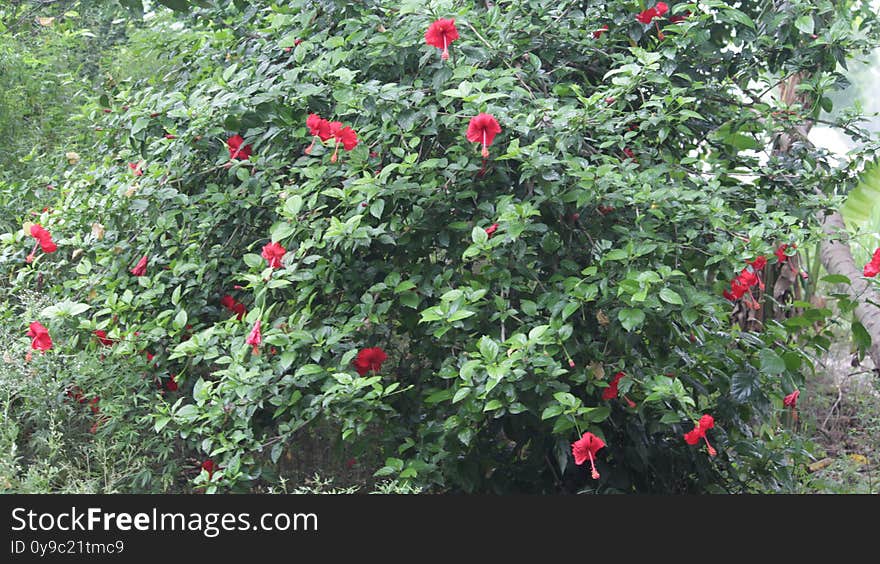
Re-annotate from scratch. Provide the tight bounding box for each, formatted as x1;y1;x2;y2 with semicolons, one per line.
818;209;880;367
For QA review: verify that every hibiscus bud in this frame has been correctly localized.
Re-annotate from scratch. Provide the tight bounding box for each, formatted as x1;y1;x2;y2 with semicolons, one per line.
150;112;161;118
103;108;112;113
605;97;615;104
284;47;292;52
568;359;575;368
26;254;35;264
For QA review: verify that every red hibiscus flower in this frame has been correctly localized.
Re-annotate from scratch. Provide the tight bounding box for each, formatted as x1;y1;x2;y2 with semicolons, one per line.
231;302;246;321
353;347;388;376
246;319;262;354
305;113;333;154
722;258;765;308
129;161;143;176
466;113;502;159
93;330;114;346
425;18;459;61
864;248;880;278
747;255;767;270
27;321;52;351
571;431;606;479
622;147;636;160
166;374;179;392
221;295;247;321
261;241;286;269
783;389;800;409
307;113;332;141
636;2;669;24
326;121;359;163
602;371;625;400
29;224;58;253
485;223;499;238
201;459;219;479
130;255;148;276
775;243;796;263
593;25;609;39
683;414;717;457
227;134;253;160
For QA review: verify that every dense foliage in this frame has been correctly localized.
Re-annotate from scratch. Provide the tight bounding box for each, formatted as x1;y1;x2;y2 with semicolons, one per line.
3;0;880;493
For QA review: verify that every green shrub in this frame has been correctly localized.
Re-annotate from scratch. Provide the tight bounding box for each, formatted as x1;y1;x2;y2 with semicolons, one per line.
3;0;879;493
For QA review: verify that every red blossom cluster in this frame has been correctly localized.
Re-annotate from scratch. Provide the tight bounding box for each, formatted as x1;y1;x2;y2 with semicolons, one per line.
484;223;499;238
722;255;765;308
220;295;247;320
128;161;144;176
636;2;669;24
684;414;717;457
863;248;880;278
304;114;358;163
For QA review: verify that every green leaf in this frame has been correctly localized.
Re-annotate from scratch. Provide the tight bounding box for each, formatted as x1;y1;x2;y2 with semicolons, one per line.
156;0;191;11
731;371;759;403
284;195;303;217
131;117;150;135
821;274;851;285
153;416;171;433
659;288;683;305
452;387;471;404
794;15;814;35
759;349;786;375
471;226;488;244
852;321;872;352
173;309;188;330
478;336;499;361
618;308;645;331
270;221;295;242
483;399;503;412
398;292;420;309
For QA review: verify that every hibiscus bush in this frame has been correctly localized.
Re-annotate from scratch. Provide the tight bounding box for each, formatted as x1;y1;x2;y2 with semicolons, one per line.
3;0;880;493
